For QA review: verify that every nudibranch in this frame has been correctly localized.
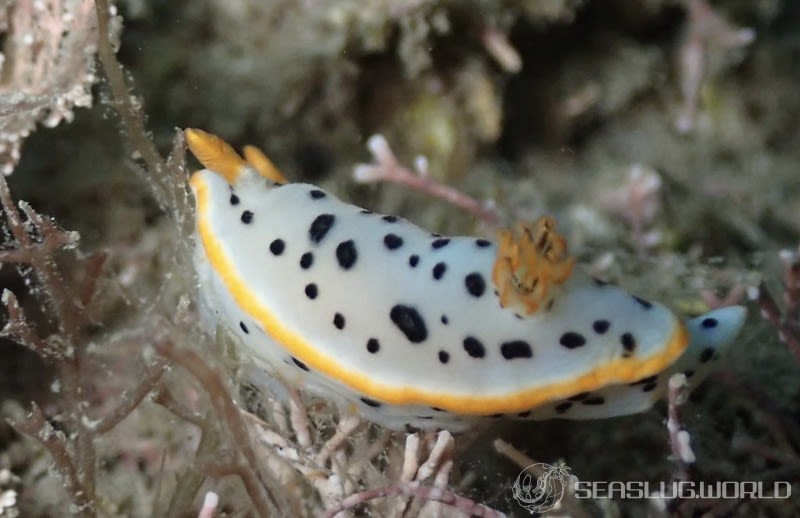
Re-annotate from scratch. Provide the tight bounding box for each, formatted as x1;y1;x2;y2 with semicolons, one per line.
186;128;746;432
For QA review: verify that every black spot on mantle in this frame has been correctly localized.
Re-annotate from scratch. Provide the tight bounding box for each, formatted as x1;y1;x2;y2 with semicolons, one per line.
389;305;428;343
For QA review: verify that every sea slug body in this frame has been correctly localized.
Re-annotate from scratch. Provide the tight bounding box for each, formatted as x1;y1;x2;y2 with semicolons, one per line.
185;128;746;432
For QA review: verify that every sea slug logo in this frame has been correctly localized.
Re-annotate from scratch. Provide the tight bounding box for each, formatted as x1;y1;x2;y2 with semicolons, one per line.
511;462;571;513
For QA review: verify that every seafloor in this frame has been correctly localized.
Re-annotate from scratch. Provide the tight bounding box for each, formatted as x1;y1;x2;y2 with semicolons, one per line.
0;1;798;516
